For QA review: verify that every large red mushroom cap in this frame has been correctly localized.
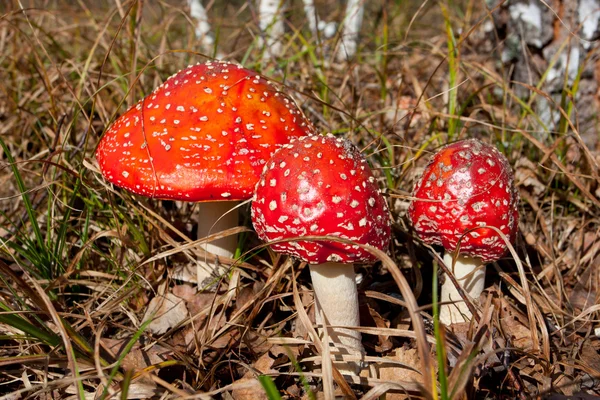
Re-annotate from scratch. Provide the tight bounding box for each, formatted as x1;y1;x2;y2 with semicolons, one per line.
96;60;316;201
251;134;391;264
408;139;519;263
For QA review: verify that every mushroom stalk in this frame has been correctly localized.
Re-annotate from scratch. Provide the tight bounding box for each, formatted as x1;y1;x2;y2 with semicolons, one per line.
309;262;363;375
439;252;486;325
196;201;239;285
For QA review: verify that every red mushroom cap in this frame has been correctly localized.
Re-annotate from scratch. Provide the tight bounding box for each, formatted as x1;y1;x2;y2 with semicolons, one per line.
251;134;391;265
96;60;316;201
408;139;519;263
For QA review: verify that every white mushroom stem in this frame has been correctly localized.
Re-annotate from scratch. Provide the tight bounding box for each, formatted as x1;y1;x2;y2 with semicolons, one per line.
336;0;364;61
439;252;486;325
258;0;285;60
195;201;239;287
309;262;364;375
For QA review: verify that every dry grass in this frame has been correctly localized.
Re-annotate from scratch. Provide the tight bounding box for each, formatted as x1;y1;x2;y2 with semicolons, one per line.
0;0;599;398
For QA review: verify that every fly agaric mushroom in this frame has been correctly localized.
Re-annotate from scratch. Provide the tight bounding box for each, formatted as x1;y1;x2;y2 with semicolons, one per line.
96;60;316;285
251;134;391;374
408;139;519;325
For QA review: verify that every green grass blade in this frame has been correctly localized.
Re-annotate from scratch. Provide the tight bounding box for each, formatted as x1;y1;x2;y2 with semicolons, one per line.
52;178;83;276
441;3;459;140
68;343;86;400
283;344;315;400
0;137;45;255
258;375;282;400
0;311;60;346
432;260;449;400
120;369;134;400
98;316;154;400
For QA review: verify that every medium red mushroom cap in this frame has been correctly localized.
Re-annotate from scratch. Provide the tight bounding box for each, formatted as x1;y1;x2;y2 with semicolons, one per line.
251;134;391;265
408;139;519;263
96;60;316;201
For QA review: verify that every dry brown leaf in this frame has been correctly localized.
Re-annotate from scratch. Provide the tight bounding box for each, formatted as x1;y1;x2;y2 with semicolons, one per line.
231;350;278;400
243;330;272;355
209;327;238;349
373;347;423;400
102;338;172;371
172;284;216;318
172;260;226;288
514;158;546;196
365;303;393;352
142;292;188;335
579;339;600;377
100;338;174;398
235;281;265;312
496;297;534;350
230;377;268;400
235;285;255;312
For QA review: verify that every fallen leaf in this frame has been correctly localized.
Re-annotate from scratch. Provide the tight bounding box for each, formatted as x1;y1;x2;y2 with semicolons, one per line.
232;349;278;400
374;347;423;399
142;292;187;335
231;377;268;400
293;288;315;339
102;338;172;370
172;284;216;318
365;303;393;352
496;297;534;350
514;158;546;196
236;281;265;312
579;339;600;378
100;338;174;398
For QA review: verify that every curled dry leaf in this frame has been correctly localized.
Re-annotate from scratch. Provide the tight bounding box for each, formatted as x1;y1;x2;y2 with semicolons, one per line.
230;378;269;400
364;302;394;352
495;297;534;351
514;158;546;196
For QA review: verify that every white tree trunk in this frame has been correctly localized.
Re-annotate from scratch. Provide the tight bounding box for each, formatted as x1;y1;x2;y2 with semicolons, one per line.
309;262;363;375
258;0;285;60
187;0;220;57
490;0;600;149
302;0;319;34
336;0;364;61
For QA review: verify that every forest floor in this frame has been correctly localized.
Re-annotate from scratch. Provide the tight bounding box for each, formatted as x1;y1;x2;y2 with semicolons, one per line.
0;1;599;399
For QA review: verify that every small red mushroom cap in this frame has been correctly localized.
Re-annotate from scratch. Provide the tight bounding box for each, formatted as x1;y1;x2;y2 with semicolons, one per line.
408;139;519;263
95;60;316;201
251;134;391;265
